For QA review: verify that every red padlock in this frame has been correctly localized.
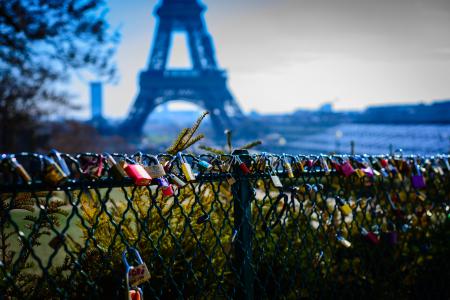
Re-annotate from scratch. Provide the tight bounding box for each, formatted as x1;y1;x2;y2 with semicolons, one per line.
361;227;380;245
235;157;250;175
124;159;152;186
380;158;388;168
156;177;174;197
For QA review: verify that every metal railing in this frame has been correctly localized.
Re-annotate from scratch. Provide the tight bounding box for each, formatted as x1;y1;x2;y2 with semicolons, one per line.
1;151;450;299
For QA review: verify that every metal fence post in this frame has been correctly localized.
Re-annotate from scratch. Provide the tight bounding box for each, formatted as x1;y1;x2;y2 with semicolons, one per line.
231;149;254;300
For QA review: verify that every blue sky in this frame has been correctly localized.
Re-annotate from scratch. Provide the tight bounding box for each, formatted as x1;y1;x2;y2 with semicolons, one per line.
72;0;450;118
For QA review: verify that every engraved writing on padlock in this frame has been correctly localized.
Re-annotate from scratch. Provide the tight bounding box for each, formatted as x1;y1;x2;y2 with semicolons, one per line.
128;264;151;287
123;248;151;288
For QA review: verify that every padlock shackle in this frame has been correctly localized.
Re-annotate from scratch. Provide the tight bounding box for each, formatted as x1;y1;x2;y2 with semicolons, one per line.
176;152;186;164
142;154;160;165
48;149;71;176
122;247;144;271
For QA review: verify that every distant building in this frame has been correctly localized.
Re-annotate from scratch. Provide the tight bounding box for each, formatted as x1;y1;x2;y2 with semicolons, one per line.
357;99;450;124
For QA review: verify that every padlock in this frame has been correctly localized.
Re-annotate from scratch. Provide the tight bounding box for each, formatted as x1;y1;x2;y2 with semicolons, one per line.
196;159;213;171
80;155;104;179
177;152;196;181
48;149;70;176
380;158;389;168
320;156;330;175
355;168;366;178
226;174;236;185
283;157;294;178
336;196;352;216
5;156;32;183
411;175;426;189
128;287;143;300
411;160;426;189
104;153;128;180
362;167;374;177
443;157;450;171
124;159;152;186
235;156;250;175
296;158;305;173
270;174;283;188
123;248;150;293
336;235;351;248
143;155;166;178
372;169;381;176
361;227;380;245
155;177;174;197
341;161;355;177
168;173;187;188
386;222;398;246
221;161;232;173
43;156;68;185
416;191;426;202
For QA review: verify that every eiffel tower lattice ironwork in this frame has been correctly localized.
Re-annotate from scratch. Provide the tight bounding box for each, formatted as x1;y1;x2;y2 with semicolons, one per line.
121;0;244;137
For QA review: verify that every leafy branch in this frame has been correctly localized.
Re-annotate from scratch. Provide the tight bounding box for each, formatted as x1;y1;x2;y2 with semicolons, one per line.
166;111;208;155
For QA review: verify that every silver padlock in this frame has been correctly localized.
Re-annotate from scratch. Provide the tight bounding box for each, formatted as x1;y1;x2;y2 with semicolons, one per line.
144;155;166;178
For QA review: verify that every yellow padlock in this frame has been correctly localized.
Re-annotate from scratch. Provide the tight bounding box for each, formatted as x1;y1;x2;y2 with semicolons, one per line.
355;169;365;178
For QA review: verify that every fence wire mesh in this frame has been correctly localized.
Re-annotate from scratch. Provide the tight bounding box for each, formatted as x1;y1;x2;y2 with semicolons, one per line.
1;152;449;299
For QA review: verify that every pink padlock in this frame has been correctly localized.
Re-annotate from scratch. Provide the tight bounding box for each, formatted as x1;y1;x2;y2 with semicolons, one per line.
362;167;374;177
341;161;355;177
124;160;152;186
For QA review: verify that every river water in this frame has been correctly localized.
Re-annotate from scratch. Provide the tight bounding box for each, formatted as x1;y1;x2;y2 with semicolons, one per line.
262;124;450;155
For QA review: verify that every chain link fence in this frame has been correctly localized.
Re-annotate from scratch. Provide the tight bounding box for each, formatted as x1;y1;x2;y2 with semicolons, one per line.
1;151;450;299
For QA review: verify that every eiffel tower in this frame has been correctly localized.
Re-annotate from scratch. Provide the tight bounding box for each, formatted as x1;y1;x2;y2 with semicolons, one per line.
121;0;244;137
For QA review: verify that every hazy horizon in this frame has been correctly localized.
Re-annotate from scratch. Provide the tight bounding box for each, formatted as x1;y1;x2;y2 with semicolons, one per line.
71;0;450;119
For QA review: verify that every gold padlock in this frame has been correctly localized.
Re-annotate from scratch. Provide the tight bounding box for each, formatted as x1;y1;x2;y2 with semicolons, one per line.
43;156;68;185
143;155;166;178
355;169;366;178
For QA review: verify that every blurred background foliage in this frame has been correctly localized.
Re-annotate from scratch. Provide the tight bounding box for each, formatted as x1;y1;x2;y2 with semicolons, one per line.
0;0;118;152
